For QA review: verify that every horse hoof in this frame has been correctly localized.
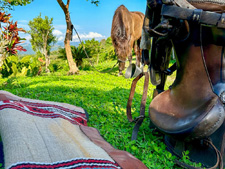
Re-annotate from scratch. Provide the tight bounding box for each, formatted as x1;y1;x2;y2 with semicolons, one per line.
118;72;123;76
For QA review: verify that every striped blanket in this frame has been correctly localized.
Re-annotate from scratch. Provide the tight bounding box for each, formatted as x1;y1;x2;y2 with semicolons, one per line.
0;91;147;169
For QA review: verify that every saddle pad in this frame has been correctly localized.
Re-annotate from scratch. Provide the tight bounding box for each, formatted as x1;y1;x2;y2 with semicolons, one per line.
0;90;147;169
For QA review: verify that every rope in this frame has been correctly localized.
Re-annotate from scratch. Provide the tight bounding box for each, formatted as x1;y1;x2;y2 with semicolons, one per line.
72;24;119;73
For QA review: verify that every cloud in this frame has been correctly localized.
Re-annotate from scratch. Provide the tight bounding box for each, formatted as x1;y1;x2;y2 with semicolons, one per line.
17;23;30;31
53;30;63;36
53;30;64;41
18;20;29;23
58;36;64;41
72;32;105;42
54;24;66;31
24;35;31;41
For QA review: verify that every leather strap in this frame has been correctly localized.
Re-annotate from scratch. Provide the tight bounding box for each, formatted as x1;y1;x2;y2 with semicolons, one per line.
127;73;144;122
127;72;149;140
161;4;225;28
174;140;222;169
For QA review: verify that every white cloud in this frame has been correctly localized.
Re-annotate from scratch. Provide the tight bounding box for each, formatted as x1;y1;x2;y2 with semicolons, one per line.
58;36;64;41
24;35;31;41
72;32;105;42
54;24;66;31
18;20;29;23
17;23;30;31
53;29;63;36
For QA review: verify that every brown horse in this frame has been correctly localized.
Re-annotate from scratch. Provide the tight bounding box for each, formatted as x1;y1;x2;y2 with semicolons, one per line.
111;5;144;76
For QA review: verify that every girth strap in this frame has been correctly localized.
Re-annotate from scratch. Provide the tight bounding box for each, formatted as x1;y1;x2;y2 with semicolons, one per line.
127;72;149;140
161;4;225;28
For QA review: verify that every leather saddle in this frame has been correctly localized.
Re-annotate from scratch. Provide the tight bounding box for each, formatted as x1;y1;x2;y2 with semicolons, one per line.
144;0;225;167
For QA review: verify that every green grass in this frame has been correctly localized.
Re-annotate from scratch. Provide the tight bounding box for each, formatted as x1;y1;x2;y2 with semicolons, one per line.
0;60;200;169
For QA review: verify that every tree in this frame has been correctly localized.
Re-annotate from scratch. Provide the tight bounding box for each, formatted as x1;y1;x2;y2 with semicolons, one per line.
28;14;57;73
82;39;103;64
56;0;99;75
1;0;32;10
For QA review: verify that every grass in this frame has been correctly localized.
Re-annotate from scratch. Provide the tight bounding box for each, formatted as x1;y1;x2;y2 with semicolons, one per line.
0;60;200;169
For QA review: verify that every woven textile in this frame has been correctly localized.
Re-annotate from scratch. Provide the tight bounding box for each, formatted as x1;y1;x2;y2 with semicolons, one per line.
9;158;120;169
0;91;147;169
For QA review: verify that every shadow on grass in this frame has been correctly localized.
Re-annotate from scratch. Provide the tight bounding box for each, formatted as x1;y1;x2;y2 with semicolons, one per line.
99;66;119;75
1;75;177;168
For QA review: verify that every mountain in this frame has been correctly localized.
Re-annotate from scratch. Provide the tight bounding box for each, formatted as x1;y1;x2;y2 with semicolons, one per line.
18;41;80;55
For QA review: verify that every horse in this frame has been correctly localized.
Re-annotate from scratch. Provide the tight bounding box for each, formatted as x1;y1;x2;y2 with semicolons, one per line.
111;5;144;76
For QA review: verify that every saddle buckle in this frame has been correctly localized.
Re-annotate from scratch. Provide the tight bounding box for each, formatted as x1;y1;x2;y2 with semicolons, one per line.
192;9;203;23
133;115;145;123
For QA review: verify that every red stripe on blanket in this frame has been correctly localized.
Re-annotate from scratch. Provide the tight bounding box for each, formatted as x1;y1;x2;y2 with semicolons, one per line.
8;158;120;169
0;100;87;126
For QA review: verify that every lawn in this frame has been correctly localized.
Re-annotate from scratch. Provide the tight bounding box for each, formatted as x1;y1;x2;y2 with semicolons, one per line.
0;60;199;169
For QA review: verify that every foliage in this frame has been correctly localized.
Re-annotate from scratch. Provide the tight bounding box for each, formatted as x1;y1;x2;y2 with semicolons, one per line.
56;37;116;69
78;37;116;65
0;54;44;77
28;13;56;54
100;37;116;60
28;13;57;72
71;45;86;66
81;39;102;64
0;55;18;77
0;11;26;67
57;45;87;67
57;47;67;60
2;21;26;54
0;60;200;169
0;0;32;10
86;0;99;6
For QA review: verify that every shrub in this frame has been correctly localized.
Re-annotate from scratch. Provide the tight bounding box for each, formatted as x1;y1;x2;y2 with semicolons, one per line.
0;54;45;77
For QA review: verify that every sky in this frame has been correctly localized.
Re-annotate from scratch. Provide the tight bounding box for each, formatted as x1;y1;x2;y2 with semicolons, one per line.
8;0;147;44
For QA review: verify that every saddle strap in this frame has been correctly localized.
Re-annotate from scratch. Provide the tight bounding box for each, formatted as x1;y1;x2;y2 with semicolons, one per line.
127;72;149;140
161;4;225;29
174;140;223;169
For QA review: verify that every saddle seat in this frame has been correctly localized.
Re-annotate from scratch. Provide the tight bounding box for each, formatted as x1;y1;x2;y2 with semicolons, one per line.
149;90;224;141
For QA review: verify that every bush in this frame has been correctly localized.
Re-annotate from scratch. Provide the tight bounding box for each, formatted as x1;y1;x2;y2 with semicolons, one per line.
0;55;44;78
0;55;18;78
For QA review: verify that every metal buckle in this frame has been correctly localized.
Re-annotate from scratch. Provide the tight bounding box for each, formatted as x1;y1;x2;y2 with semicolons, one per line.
220;91;225;104
192;9;203;23
133;115;145;123
218;13;225;29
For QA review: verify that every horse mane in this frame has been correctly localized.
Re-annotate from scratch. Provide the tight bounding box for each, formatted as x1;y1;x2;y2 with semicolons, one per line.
111;5;130;41
111;5;131;58
132;11;145;20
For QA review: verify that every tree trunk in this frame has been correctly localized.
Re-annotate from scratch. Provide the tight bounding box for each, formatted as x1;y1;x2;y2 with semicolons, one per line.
57;0;78;75
43;34;50;73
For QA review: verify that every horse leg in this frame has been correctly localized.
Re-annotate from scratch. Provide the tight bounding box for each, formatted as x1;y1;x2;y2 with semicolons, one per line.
118;61;125;76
